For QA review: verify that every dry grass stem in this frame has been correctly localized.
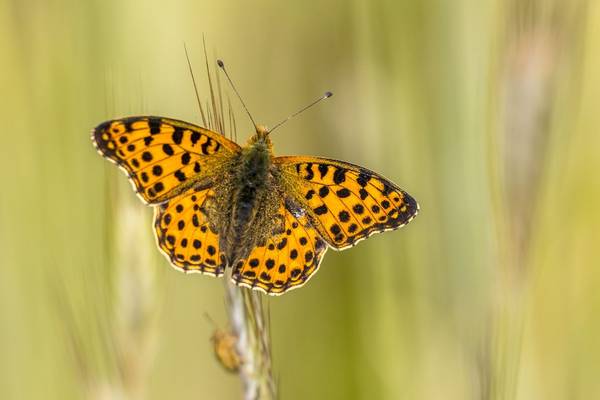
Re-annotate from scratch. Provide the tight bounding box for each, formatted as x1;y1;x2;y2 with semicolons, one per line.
196;45;277;399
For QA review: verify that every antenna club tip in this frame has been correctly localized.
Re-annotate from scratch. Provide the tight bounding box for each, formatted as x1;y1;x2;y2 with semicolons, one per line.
324;91;333;98
217;59;225;68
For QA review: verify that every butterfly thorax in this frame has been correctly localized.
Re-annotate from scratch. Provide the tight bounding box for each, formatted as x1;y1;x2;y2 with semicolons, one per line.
212;133;282;265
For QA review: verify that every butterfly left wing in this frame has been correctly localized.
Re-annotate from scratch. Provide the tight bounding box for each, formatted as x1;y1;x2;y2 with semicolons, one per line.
92;116;240;204
154;186;227;276
274;156;419;249
231;200;328;295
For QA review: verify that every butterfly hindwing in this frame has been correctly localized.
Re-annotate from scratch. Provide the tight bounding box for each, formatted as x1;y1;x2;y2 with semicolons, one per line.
92;116;240;204
231;200;328;295
154;186;227;276
274;156;419;249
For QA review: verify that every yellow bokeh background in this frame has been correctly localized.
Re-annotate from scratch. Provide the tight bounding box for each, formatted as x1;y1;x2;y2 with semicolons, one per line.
1;0;599;399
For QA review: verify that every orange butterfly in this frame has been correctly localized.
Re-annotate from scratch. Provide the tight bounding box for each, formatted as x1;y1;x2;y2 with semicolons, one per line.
92;64;418;296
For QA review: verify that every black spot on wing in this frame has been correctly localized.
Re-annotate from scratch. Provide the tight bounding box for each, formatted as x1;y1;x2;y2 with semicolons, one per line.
338;211;350;222
174;170;186;182
333;168;346;184
318;164;328;178
382;182;393;196
191;131;201;145
201;138;213;155
356;172;370;187
148;118;162;134
314;205;328;215
304;163;314;180
172;127;184;144
277;238;287;250
122;117;136;132
162;144;174;156
336;188;351;198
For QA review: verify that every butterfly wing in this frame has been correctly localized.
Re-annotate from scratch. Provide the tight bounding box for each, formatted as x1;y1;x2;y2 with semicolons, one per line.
231;200;328;295
92;116;240;204
273;156;419;249
154;185;227;276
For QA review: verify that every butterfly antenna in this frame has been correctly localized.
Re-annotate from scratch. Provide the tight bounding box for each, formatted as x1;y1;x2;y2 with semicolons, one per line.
267;91;333;134
184;43;208;127
216;59;258;132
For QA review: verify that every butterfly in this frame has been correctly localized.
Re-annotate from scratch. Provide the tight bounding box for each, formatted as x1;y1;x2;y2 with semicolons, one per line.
92;103;418;296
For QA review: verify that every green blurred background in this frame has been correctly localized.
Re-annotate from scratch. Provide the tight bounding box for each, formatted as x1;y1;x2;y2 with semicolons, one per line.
1;0;599;399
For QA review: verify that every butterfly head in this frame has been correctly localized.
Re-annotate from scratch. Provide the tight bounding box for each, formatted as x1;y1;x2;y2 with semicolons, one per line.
256;124;270;137
247;124;273;147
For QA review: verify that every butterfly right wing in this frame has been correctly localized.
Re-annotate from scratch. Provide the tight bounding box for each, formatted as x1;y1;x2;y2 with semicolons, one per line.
274;156;419;249
92;116;240;204
154;186;227;276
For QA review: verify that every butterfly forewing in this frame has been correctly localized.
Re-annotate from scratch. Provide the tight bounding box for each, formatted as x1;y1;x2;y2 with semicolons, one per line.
274;156;419;249
92;116;240;204
154;186;227;276
231;200;328;295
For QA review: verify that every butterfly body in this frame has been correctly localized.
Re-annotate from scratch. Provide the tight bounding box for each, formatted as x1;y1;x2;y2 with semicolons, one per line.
212;131;281;265
93;116;419;295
